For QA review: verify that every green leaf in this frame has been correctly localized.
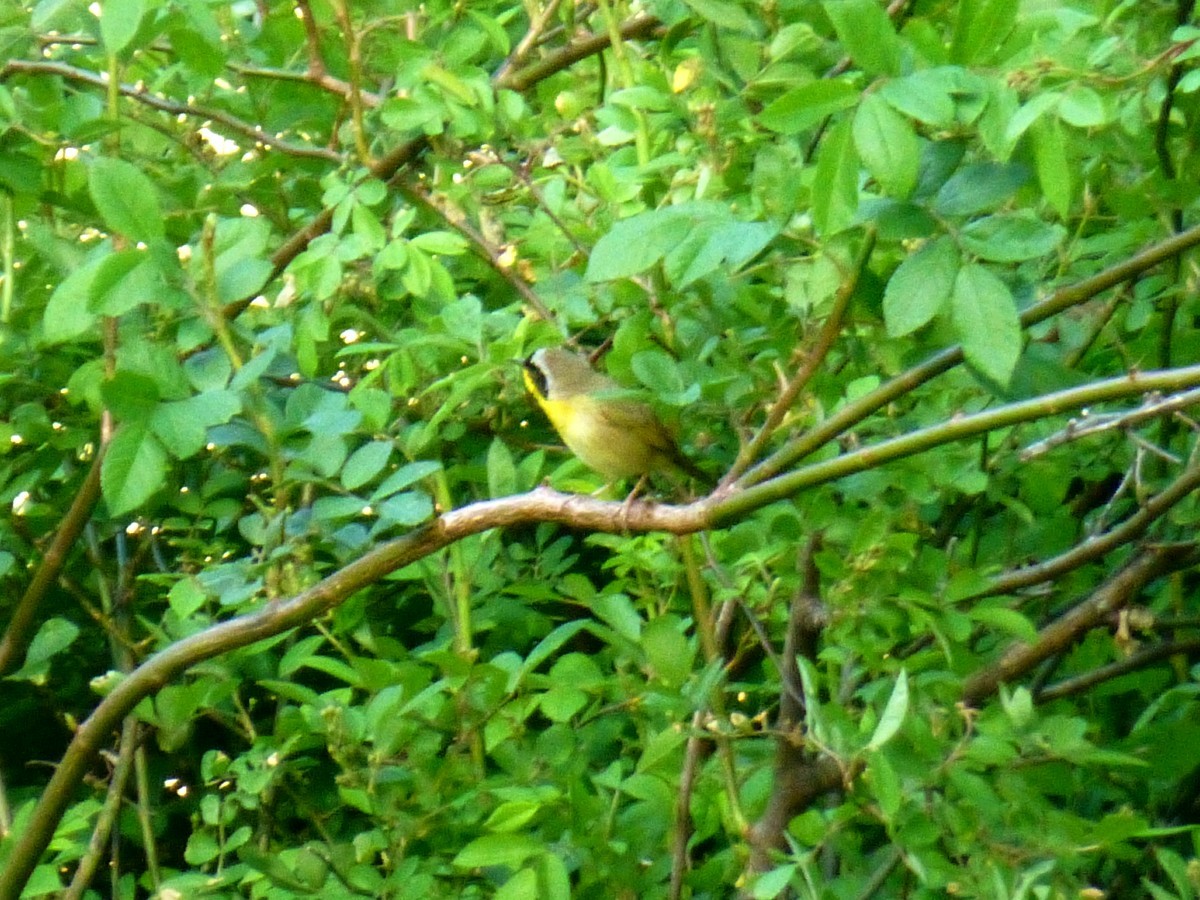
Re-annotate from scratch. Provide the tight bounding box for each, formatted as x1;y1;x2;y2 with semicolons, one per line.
757;79;859;134
1057;86;1107;127
411;231;470;255
682;0;759;33
487;436;517;498
585;208;690;282
100;0;146;54
88;249;166;316
752;863;798;899
867;749;902;820
951;263;1021;387
867;669;909;749
853;92;920;199
150;391;241;458
371;460;442;501
101;371;160;423
377;491;434;527
42;256;102;344
641;617;694;688
1032;117;1072;219
811;119;859;236
934;162;1029;217
883;237;959;336
970;606;1039;643
88;158;163;242
7;617;80;684
342;441;394;491
879;70;957;128
101;422;168;515
959;214;1065;262
453;834;543;869
950;0;1017;65
823;0;902;76
663;219;778;287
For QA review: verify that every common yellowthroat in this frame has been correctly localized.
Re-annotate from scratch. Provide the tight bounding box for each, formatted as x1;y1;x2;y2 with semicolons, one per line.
522;347;707;484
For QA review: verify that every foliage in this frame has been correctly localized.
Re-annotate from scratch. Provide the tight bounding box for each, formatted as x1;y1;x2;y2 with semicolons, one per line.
1;0;1200;898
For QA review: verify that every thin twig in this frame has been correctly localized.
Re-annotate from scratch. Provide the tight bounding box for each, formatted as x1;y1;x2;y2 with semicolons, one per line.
0;60;344;161
741;221;1200;487
0;446;106;674
967;459;1200;601
400;181;557;323
1036;637;1200;702
1020;387;1200;459
725;228;876;485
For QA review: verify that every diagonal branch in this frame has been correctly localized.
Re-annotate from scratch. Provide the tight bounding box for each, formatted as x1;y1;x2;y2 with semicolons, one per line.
962;544;1199;707
724;228;876;484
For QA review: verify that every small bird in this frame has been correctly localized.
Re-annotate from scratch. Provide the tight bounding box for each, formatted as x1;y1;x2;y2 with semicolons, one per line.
522;346;708;485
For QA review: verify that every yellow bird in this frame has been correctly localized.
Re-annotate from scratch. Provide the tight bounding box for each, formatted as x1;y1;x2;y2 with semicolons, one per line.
522;347;707;484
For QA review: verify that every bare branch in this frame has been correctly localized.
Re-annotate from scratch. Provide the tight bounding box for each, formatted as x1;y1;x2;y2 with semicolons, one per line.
725;228;876;485
1020;386;1200;459
970;458;1200;600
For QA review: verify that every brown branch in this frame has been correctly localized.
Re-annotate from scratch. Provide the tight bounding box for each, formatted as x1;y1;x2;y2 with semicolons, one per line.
0;487;713;900
229;62;383;107
63;719;140;899
969;459;1200;601
0;60;344;162
494;0;566;87
962;544;1199;707
1036;637;1200;702
0;446;106;674
494;14;663;92
746;536;830;875
241;12;664;312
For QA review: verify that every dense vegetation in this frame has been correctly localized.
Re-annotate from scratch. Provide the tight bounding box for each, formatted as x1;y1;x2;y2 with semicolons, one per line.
2;0;1200;897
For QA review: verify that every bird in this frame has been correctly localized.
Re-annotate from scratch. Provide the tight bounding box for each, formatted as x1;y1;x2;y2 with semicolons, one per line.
522;346;708;486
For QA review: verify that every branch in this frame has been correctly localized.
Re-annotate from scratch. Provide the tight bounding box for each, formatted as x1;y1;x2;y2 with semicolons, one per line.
969;457;1200;601
0;60;343;162
1036;637;1200;702
400;181;557;322
716;365;1200;526
961;544;1199;707
494;14;663;92
0;487;709;900
1020;386;1200;459
725;228;876;484
0;446;105;674
229;11;666;315
742;221;1200;486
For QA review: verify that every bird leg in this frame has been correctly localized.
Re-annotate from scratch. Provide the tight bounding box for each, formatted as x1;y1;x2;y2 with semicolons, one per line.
619;474;649;532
